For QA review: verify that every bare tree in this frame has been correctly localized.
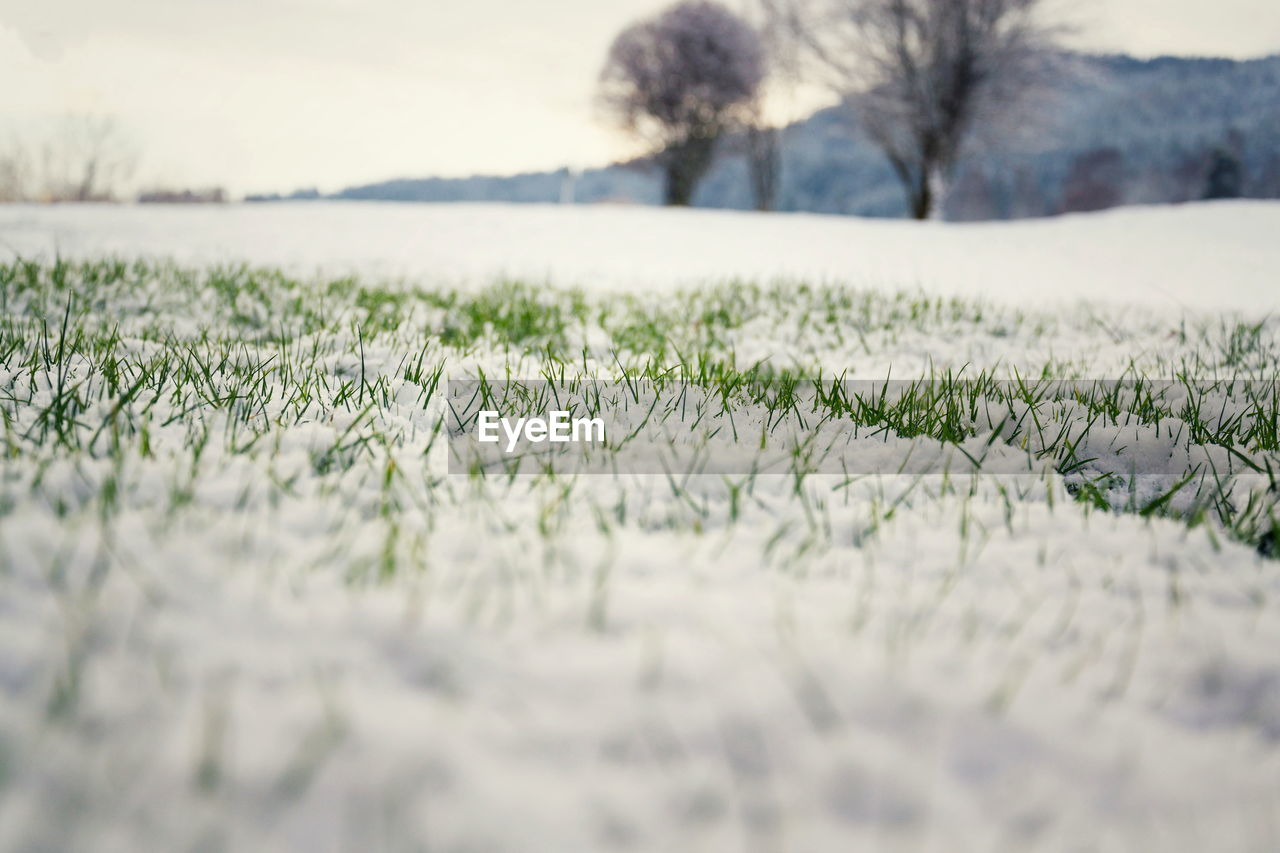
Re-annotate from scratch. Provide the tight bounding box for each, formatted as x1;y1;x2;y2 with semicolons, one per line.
0;115;137;203
600;1;767;207
50;115;137;202
0;137;34;203
764;0;1063;219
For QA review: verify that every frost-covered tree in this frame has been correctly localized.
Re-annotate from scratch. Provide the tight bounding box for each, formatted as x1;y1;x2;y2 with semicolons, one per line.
763;0;1063;218
600;1;767;206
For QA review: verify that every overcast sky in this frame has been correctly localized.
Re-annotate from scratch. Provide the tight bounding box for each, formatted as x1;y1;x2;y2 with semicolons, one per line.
1;0;1277;196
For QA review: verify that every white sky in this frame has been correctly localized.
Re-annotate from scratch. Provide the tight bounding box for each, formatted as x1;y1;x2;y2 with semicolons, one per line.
1;0;1276;196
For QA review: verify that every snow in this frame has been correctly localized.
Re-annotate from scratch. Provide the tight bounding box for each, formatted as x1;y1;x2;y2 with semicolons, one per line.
0;202;1278;851
2;199;1279;312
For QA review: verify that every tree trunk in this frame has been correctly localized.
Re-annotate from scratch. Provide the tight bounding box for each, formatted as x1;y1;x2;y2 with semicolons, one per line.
905;165;950;220
662;134;717;206
909;177;932;220
926;166;949;221
747;124;780;212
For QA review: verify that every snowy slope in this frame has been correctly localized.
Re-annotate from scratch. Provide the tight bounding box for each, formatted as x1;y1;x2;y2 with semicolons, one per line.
2;200;1278;313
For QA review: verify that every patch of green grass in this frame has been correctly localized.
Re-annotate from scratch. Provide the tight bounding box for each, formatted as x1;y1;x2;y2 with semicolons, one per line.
1;257;1277;559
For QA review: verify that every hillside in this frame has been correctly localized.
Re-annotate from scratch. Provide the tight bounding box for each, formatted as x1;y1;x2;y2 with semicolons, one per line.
304;53;1280;220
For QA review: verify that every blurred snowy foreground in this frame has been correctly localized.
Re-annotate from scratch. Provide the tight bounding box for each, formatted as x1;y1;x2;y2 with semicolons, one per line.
0;201;1278;852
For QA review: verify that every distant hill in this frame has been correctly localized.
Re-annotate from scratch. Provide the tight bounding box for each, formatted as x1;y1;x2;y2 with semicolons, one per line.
255;53;1280;220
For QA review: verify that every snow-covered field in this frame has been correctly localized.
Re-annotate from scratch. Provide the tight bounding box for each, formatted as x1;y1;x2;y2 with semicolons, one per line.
3;200;1279;312
1;202;1279;852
